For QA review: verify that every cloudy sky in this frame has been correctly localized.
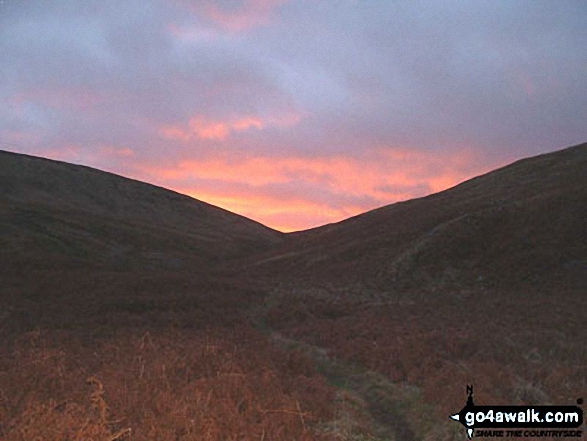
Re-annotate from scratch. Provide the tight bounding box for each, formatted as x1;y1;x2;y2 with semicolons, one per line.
1;1;586;231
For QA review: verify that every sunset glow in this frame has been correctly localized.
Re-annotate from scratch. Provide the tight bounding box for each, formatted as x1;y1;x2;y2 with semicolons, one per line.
133;148;497;231
1;1;586;231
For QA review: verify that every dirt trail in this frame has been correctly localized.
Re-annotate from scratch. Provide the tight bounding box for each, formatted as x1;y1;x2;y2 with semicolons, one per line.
269;331;424;441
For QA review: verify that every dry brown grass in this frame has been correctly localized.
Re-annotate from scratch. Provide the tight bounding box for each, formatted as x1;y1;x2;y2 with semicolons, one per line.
267;287;587;437
0;326;337;440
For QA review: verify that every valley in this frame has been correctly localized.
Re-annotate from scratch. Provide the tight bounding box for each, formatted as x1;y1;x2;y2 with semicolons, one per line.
1;144;586;440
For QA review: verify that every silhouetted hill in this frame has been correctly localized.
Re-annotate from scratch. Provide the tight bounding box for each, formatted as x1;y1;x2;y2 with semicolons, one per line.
1;145;585;440
254;142;587;293
0;150;283;272
4;144;585;292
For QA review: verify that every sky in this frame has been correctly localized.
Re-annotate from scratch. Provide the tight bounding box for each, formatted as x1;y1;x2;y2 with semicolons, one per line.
1;1;586;232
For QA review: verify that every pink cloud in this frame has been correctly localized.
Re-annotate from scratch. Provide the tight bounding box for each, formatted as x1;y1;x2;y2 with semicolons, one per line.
176;185;361;233
204;0;288;32
171;0;288;33
99;146;135;158
39;144;85;163
190;118;231;141
38;145;136;177
159;113;301;142
232;117;264;131
132;147;499;231
1;130;41;146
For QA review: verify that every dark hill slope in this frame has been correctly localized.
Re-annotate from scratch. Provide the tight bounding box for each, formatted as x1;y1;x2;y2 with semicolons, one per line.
0;150;283;271
255;143;587;292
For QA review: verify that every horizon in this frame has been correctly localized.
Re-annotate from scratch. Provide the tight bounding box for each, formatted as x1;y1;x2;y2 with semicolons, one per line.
3;141;584;234
1;1;586;231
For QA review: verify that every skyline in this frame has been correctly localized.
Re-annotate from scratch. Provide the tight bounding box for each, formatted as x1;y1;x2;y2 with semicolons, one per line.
1;1;586;231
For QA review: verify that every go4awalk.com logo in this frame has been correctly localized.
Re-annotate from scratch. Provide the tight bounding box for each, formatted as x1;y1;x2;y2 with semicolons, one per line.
449;385;584;439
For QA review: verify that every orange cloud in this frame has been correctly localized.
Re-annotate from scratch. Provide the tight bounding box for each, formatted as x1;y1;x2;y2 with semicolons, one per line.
40;144;84;163
177;186;360;233
36;142;494;232
135;147;496;232
160;126;191;142
159;113;300;142
99;146;135;158
34;142;503;232
190;118;231;141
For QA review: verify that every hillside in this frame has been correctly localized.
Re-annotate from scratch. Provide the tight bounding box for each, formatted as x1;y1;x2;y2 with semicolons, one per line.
253;142;587;293
0;151;339;441
0;150;283;272
1;144;586;440
258;144;587;438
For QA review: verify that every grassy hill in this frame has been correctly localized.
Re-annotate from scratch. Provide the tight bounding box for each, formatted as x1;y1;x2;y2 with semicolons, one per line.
255;143;587;439
1;144;586;440
253;142;587;294
0;150;283;272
